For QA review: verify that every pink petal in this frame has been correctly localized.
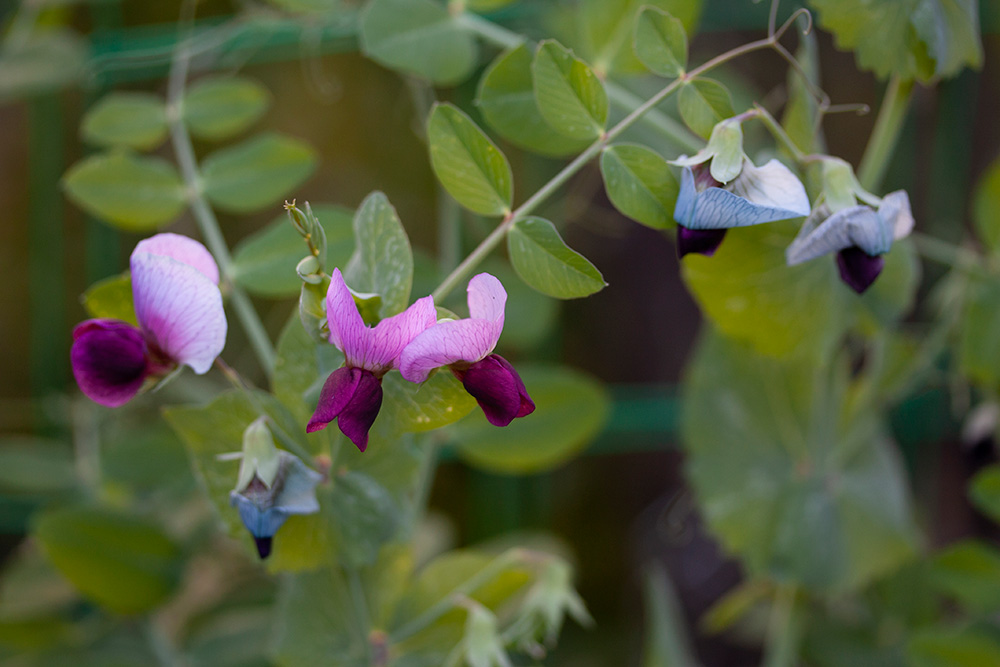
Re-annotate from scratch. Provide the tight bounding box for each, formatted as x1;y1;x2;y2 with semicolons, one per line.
399;319;499;383
467;273;506;330
70;319;149;407
367;295;436;371
325;268;367;359
131;252;227;374
132;233;220;284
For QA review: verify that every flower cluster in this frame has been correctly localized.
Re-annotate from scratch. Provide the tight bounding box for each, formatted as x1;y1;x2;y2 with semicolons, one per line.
307;269;534;451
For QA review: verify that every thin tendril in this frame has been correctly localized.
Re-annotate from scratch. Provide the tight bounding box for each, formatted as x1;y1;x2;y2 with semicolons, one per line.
767;0;780;37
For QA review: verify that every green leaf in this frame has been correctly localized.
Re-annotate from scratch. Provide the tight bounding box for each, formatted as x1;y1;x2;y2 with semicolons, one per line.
780;28;822;155
959;277;1000;388
633;6;688;78
62;151;187;230
857;238;920;328
681;331;919;592
182;76;271;141
599;143;678;229
929;540;1000;613
360;0;478;86
678;78;734;139
681;220;849;361
532;40;608;141
427;103;513;216
328;470;399;568
452;365;609;474
232;204;354;298
382;371;477;434
810;0;981;82
969;465;1000;524
908;627;1000;667
0;30;87;102
273;313;344;425
973;156;1000;253
466;0;518;9
34;506;183;614
0;438;76;497
344;191;414;318
201;132;317;214
80;92;167;151
641;565;699;667
81;272;137;325
480;259;559;350
477;44;589;158
507;217;606;299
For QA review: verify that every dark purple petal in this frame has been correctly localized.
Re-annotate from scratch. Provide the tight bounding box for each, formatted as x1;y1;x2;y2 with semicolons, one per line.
254;537;272;559
70;320;150;408
306;366;383;452
836;246;884;294
677;227;728;258
458;354;535;427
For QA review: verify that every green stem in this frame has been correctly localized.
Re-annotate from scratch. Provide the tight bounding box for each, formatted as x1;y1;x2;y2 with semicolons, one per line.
762;583;800;667
430;35;776;301
167;44;276;375
911;232;983;273
753;103;806;163
857;76;914;191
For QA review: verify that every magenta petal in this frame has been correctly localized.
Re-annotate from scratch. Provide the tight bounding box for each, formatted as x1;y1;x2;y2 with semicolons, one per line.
132;233;220;284
399;319;499;383
369;295;437;371
70;319;149;407
677;227;728;258
467;273;506;329
459;354;535;427
836;246;884;294
325;269;367;359
131;252;226;373
306;367;383;452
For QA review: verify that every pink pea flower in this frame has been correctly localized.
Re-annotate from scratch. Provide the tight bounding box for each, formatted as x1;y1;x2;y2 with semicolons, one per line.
70;233;227;407
306;268;436;451
399;273;535;427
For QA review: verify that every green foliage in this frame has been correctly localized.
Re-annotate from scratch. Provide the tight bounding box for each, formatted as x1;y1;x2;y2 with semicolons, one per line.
809;0;982;82
682;221;848;361
0;29;87;102
532;40;608;141
182;76;271;141
201;132;317;214
969;465;1000;524
360;0;478;85
62;151;187;230
80;272;136;325
0;438;76;498
382;371;478;434
959;277;1000;388
633;6;688;78
929;541;1000;613
678;78;734;139
600;143;679;229
34;506;183;614
452;364;610;474
427;103;513;216
973;156;1000;253
344;191;414;318
231;204;354;298
80;92;167;150
908;627;1000;667
781;29;823;155
507;216;606;299
477;44;589;157
682;331;919;592
641;565;699;667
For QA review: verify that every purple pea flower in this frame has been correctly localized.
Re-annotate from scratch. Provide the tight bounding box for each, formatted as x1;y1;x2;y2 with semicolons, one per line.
399;273;535;427
70;233;226;407
306;268;436;451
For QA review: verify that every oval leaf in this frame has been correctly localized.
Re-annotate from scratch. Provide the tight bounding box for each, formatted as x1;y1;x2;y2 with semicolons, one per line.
63;151;187;230
344;191;414;317
634;6;688;78
453;364;610;474
973;156;1000;253
600;143;678;229
477;44;589;158
532;40;608;141
232;204;354;298
970;465;1000;524
81;272;137;325
183;76;271;141
678;78;734;139
360;0;478;86
959;277;1000;388
507;216;606;299
34;506;183;614
382;370;477;434
80;92;167;151
427;103;512;216
201;133;317;214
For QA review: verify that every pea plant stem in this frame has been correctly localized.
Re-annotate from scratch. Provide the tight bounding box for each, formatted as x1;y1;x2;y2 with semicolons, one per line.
858;76;914;191
430;34;778;302
167;44;276;375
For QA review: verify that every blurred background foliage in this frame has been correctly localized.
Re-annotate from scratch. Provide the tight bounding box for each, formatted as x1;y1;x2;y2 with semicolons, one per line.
1;0;1000;664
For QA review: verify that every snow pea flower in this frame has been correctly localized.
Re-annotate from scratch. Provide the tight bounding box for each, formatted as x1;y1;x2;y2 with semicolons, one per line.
399;273;535;427
785;190;914;293
70;233;226;407
306;268;436;451
229;418;322;559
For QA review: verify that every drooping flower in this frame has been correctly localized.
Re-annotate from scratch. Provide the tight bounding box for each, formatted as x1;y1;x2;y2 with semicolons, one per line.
785;190;914;293
306;268;436;451
71;233;227;407
229;418;322;559
673;158;812;258
399;273;534;427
